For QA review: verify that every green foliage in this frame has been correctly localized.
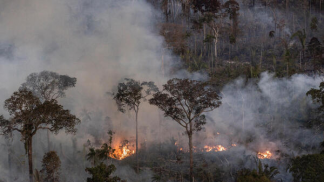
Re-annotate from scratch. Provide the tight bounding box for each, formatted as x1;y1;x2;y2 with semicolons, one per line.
288;154;324;182
41;151;61;182
86;130;116;165
85;162;121;182
236;159;279;182
307;82;324;113
236;169;272;182
182;51;208;72
86;147;100;166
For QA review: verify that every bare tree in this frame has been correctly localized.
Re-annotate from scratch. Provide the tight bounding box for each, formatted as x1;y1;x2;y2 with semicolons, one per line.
149;78;221;182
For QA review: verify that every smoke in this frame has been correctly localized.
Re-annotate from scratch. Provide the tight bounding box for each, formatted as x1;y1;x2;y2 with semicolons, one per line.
0;0;169;181
0;0;323;181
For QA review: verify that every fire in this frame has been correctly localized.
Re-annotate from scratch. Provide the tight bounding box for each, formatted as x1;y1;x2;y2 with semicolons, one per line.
109;140;134;160
258;151;272;159
232;144;237;147
203;145;227;152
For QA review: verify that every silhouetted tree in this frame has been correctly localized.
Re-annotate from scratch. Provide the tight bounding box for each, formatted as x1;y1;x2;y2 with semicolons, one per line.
0;89;80;182
86;148;100;166
20;71;77;151
112;78;158;173
149;78;221;182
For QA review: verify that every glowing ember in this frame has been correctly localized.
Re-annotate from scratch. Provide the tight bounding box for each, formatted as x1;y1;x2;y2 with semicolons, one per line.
232;144;237;147
258;151;272;159
203;145;227;152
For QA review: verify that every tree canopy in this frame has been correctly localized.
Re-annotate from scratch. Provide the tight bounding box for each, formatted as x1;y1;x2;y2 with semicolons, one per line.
20;71;77;102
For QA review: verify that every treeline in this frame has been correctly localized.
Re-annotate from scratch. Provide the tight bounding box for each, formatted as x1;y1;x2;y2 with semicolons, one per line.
147;0;324;84
1;71;324;181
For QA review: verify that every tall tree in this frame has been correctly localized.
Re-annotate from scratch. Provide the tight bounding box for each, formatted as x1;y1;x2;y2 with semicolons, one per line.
149;78;221;182
20;71;77;151
112;78;158;173
0;89;80;182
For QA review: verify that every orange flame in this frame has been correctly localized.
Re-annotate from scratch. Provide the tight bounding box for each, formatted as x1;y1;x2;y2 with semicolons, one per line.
109;141;135;160
203;145;227;152
258;151;272;159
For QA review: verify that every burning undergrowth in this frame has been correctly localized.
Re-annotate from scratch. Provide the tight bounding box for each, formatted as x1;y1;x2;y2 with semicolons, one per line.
109;139;135;160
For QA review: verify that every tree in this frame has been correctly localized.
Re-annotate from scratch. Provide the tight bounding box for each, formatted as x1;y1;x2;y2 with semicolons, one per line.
224;0;240;39
20;71;77;151
288;154;324;181
85;162;120;182
41;151;61;182
20;71;77;102
149;78;221;182
112;78;158;173
308;37;322;71
97;131;115;163
86;147;100;166
0;89;80;182
291;29;307;62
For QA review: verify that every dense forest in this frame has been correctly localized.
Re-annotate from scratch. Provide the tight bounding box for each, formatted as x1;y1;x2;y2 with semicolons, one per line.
0;0;324;182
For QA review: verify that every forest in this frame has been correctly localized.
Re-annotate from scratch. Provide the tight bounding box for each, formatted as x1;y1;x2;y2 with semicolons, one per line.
0;0;324;182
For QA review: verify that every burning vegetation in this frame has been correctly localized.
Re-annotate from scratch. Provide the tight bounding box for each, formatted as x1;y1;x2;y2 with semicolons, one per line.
258;151;272;159
203;145;227;152
109;140;135;160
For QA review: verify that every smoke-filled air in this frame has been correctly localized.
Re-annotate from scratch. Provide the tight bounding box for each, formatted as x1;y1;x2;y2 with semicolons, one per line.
1;0;324;182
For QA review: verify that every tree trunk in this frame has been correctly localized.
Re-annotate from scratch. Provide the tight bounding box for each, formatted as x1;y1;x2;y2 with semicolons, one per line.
47;130;51;151
28;137;33;182
188;121;193;182
7;141;12;181
135;109;139;173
